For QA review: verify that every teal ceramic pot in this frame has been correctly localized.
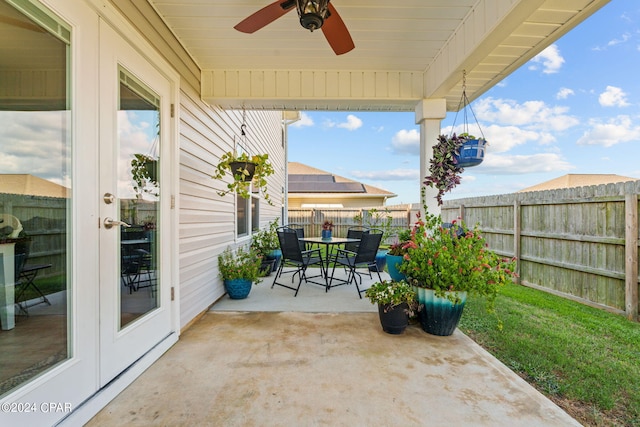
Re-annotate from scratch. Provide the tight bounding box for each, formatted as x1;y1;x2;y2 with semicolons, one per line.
377;302;409;334
224;278;253;299
415;287;467;336
321;229;332;240
385;254;406;281
267;249;282;272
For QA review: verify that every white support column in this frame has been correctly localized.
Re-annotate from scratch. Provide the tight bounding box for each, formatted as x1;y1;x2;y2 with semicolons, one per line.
415;99;447;217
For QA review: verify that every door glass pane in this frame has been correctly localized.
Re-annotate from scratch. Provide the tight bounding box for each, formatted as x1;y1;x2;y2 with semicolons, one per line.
118;68;160;329
0;1;70;397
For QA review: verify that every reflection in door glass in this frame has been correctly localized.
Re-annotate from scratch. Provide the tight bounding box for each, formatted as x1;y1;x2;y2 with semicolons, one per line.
0;1;70;397
118;69;160;329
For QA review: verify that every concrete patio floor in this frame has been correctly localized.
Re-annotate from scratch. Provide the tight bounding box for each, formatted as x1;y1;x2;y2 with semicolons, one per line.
87;269;581;426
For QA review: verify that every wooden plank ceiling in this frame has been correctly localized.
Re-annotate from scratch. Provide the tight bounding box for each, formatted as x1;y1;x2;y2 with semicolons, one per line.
147;0;610;111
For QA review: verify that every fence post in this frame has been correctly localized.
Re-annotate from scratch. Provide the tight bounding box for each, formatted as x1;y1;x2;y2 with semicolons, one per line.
625;193;639;321
514;200;521;285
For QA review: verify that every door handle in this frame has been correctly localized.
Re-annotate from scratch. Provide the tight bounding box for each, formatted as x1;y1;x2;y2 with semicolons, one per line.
103;217;131;229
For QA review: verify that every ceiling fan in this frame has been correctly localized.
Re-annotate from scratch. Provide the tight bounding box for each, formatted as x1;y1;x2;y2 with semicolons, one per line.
234;0;355;55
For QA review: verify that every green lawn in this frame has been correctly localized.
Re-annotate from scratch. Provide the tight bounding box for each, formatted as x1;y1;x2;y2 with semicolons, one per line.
458;283;640;427
17;274;66;301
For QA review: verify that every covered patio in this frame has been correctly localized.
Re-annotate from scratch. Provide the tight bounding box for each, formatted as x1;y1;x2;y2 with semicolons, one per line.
87;269;580;426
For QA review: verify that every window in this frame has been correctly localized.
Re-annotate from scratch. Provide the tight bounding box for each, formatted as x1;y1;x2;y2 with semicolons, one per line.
236;194;260;238
0;0;71;396
251;195;259;233
236;194;249;237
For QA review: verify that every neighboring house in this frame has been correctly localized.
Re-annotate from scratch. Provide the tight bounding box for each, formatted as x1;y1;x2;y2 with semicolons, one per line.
0;1;609;425
288;162;396;208
0;174;70;198
519;174;638;192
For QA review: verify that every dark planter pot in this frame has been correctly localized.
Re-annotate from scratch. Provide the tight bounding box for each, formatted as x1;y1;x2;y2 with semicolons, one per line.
385;254;406;281
370;249;388;272
321;229;332;240
259;258;276;277
224;278;253;299
415;288;467;336
267;249;282;272
377;302;409;334
144;159;158;182
454;138;487;168
228;161;256;182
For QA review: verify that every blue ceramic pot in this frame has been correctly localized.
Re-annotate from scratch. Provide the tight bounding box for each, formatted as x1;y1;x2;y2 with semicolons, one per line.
415;288;466;336
385;254;406;281
370;249;388;272
454;138;487;168
321;229;332;240
224;278;253;299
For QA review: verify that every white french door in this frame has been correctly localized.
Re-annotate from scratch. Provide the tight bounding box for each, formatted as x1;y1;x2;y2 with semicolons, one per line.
98;21;174;385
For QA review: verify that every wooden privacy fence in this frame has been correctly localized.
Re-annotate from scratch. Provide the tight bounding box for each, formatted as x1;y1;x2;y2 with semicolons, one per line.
288;206;419;246
0;194;67;278
441;180;640;322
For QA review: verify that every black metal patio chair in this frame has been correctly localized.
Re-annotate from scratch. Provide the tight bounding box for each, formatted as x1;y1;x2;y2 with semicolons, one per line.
287;223;307;251
344;226;369;252
271;226;326;296
328;228;383;298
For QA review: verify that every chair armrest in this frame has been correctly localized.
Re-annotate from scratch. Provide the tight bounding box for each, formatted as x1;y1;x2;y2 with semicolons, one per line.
335;248;356;257
302;248;323;258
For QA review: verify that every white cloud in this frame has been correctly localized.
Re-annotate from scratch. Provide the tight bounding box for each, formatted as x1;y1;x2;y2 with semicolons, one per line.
440;124;541;153
556;88;574;100
608;33;631;47
390;129;420;155
576;115;640;147
351;168;419;181
473;97;579;133
530;44;565;74
337;114;363;131
479;153;574;175
290;112;314;127
0;111;70;187
598;86;630;107
475;97;577;130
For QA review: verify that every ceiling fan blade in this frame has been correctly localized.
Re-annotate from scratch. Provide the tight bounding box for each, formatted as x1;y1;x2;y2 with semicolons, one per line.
234;1;295;34
322;3;354;55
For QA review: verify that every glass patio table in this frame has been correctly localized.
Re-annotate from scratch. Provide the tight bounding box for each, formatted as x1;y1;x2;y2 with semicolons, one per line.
298;236;360;288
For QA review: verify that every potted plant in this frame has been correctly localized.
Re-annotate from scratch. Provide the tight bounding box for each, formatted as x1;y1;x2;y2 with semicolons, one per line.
131;153;159;198
217;246;262;299
212;151;275;204
423;133;486;206
321;220;333;240
399;212;517;336
251;219;281;276
455;133;487;168
364;280;417;334
354;208;394;272
385;228;413;281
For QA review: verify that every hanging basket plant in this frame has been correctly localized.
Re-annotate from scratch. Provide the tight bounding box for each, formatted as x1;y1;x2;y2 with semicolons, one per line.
131;153;159;198
212;151;275;204
424;71;487;206
228;160;257;182
455;134;487;168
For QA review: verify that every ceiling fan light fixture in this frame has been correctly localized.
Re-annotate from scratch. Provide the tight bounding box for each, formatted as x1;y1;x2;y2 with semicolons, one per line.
296;0;330;31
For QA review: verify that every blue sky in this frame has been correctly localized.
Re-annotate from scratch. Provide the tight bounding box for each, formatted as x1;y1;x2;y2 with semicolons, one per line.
287;0;640;206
